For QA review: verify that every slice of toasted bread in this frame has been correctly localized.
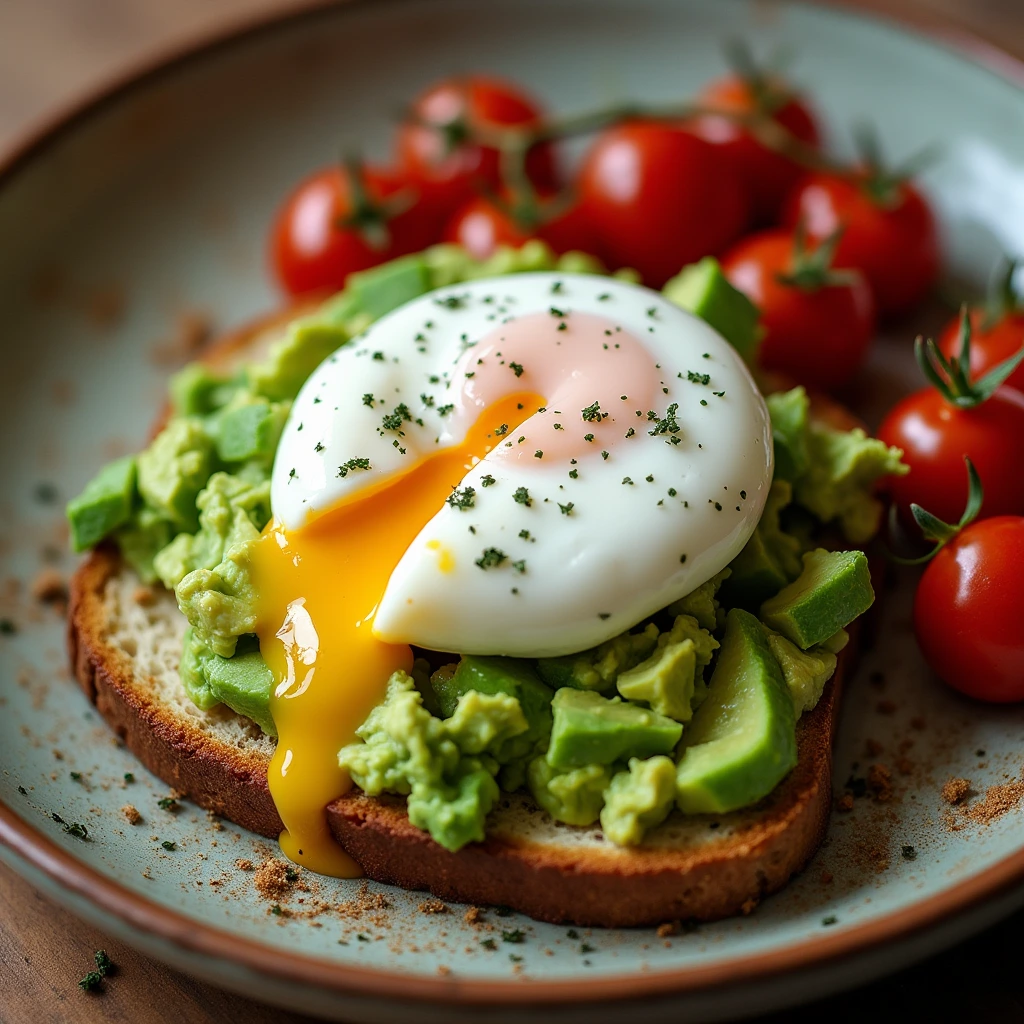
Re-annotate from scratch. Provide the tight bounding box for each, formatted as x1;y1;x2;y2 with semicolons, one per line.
67;302;870;927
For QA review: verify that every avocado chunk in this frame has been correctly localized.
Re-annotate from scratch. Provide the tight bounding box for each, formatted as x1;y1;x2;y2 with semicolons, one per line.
215;400;289;464
66;455;137;551
675;608;797;814
600;755;676;845
547;688;682;770
434;655;553;754
170;363;238;417
766;387;812;482
349;255;430;320
760;548;874;650
765;631;837;715
721;479;804;609
180;630;275;736
662;257;760;361
248;319;348;401
137;419;214;533
527;757;613;826
115;507;174;584
536;623;659;692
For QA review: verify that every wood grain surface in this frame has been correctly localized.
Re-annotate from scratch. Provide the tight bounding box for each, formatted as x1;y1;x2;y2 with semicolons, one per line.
1;1;1023;1022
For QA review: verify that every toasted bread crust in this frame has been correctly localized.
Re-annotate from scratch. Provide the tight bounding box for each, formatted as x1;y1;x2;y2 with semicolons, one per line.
65;300;874;926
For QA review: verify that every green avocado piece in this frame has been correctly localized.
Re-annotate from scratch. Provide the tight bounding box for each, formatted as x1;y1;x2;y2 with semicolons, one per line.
526;757;613;826
616;640;699;723
136;419;214;533
765;631;837;716
662;257;760;361
600;755;676;845
536;623;659;692
215;400;289;464
66;455;137;552
675;608;797;814
115;507;175;584
434;655;553;751
248;318;348;401
180;630;275;736
546;688;682;770
170;363;238;417
721;479;804;609
760;548;874;650
349;255;430;320
766;387;812;483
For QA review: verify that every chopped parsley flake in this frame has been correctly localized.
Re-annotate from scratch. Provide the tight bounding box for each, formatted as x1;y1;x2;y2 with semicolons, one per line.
583;433;594;442
822;915;838;927
622;477;634;485
534;450;544;459
601;451;609;460
337;457;372;478
679;554;687;563
481;938;497;950
475;547;508;569
512;559;527;574
437;404;454;417
435;294;467;309
569;468;578;479
509;361;525;377
513;487;532;507
668;488;677;497
420;392;435;407
157;797;178;811
381;403;412;433
625;427;635;438
372;351;385;361
314;442;324;452
648;403;680;438
581;401;605;422
645;474;654;483
713;390;725;398
495;423;509;436
687;370;711;385
161;840;176;851
700;399;708;406
480;474;496;487
550;306;566;318
559;502;574;516
362;393;375;407
902;844;917;860
79;971;104;992
502;929;526;944
447;486;476;511
518;529;532;540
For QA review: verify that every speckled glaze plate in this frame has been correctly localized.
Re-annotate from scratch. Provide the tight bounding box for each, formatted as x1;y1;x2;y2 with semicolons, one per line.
2;1;1024;1020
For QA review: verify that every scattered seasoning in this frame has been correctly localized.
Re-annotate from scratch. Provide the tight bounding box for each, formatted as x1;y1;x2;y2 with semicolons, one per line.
624;428;635;438
941;778;971;805
372;351;385;361
601;451;609;460
551;281;564;294
687;370;711;386
567;929;579;939
512;560;527;574
362;393;376;407
121;805;141;824
314;442;324;452
901;844;917;860
558;502;574;516
583;433;595;442
502;929;525;944
52;813;88;840
17;786;26;795
270;904;284;917
157;796;179;812
70;771;82;781
569;468;578;479
338;457;372;478
598;613;611;620
124;773;134;783
679;554;687;563
580;943;595;953
509;954;523;962
435;294;467;309
622;477;634;485
475;548;508;570
495;423;509;436
513;487;532;507
0;619;15;635
94;950;113;976
480;474;496;487
668;488;677;497
437;403;455;417
481;938;497;950
518;529;532;541
509;361;525;377
581;401;606;422
447;486;476;511
822;915;838;927
161;840;176;851
645;475;654;483
549;306;567;318
79;971;104;993
534;450;544;459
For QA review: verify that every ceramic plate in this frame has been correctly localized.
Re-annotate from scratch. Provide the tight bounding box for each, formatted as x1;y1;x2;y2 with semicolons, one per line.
2;1;1024;1020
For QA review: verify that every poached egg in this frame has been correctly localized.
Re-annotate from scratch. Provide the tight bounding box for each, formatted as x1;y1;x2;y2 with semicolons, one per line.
251;273;773;874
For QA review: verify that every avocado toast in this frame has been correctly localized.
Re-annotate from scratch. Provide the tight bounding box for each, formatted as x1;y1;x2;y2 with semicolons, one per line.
66;243;902;926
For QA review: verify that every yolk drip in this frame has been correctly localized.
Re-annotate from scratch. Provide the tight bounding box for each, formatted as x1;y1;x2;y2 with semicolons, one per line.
251;391;543;876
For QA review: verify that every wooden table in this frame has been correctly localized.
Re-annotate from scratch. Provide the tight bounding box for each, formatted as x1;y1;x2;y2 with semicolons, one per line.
1;2;1023;1021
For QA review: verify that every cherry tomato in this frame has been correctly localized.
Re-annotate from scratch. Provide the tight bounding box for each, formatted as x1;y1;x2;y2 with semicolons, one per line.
938;308;1024;394
690;73;821;225
576;122;748;286
783;171;939;319
270;165;438;297
877;385;1024;525
721;228;875;392
396;76;557;220
442;194;593;261
915;515;1024;702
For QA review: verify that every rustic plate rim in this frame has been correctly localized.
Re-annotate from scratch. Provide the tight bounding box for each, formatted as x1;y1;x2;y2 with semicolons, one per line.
2;0;1024;1007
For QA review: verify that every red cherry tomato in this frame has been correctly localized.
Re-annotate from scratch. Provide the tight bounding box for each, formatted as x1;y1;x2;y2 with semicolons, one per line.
721;228;875;392
396;76;557;220
690;74;821;225
938;308;1024;394
914;516;1024;702
783;172;939;319
576;122;748;287
877;385;1024;525
270;165;438;297
442;194;593;261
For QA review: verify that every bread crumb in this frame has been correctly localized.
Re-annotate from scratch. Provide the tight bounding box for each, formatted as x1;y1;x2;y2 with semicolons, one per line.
121;804;141;825
235;858;254;871
836;793;854;812
253;858;294;900
437;965;451;976
464;907;481;925
867;763;893;803
132;586;156;606
740;897;758;915
656;921;680;937
419;898;448;914
32;568;67;605
942;778;971;805
960;771;1024;825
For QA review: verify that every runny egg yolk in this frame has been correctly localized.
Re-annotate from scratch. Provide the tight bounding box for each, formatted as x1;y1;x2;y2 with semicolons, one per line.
250;391;543;876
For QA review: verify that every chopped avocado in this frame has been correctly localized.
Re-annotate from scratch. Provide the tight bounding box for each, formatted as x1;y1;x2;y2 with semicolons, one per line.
663;257;760;361
664;567;731;632
546;688;682;770
338;671;500;851
114;507;174;583
170;363;238;417
248;319;348;401
765;631;837;715
794;424;907;544
348;255;430;319
315;288;364;330
760;548;874;650
675;608;797;814
616;614;719;722
67;455;137;551
766;387;812;482
443;690;529;757
721;479;804;609
136;419;214;533
819;628;850;654
527;757;613;826
600;755;676;845
181;629;275;735
536;623;659;692
215;399;289;464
